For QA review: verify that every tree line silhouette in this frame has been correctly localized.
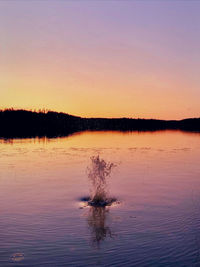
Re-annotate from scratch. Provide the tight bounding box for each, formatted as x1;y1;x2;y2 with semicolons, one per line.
0;109;200;138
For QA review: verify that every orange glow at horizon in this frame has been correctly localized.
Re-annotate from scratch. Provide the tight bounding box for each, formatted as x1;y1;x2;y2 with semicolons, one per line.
1;70;199;119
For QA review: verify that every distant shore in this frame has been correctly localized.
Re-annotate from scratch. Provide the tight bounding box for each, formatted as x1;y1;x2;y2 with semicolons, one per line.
0;109;200;138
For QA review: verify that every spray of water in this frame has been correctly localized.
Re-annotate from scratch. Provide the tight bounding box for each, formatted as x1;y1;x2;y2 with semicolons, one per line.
87;155;116;206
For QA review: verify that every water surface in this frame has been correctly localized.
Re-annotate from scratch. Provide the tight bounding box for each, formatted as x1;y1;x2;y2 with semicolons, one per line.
0;130;200;266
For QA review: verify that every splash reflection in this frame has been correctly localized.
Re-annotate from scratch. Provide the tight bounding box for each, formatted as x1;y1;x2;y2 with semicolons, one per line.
87;206;113;248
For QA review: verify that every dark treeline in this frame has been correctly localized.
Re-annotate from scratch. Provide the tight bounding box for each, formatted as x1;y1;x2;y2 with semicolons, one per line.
0;109;200;138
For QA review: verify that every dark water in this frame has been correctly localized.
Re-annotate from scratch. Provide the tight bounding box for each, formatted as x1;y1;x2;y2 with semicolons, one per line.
0;130;200;266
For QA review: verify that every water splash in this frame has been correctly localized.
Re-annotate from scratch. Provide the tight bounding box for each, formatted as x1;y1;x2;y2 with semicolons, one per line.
86;155;116;206
80;156;119;247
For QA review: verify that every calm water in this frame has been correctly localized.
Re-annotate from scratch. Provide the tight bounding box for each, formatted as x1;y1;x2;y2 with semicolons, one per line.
1;130;200;266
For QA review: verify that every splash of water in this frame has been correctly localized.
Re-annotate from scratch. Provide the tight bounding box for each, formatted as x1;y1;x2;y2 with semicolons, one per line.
87;155;116;206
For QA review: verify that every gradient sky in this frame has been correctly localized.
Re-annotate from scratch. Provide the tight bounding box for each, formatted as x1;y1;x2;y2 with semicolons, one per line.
0;1;200;119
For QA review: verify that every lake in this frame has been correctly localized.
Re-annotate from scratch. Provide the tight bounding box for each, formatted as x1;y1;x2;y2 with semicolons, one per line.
0;130;200;266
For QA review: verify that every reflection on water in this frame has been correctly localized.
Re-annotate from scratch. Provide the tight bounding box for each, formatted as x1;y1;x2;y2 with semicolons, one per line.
10;253;25;262
87;207;113;248
1;130;200;266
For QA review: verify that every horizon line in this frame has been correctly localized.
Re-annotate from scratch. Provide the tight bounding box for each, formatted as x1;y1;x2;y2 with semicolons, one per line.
1;108;200;122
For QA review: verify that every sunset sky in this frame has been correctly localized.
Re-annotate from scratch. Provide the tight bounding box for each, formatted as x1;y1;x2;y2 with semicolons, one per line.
0;1;200;119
